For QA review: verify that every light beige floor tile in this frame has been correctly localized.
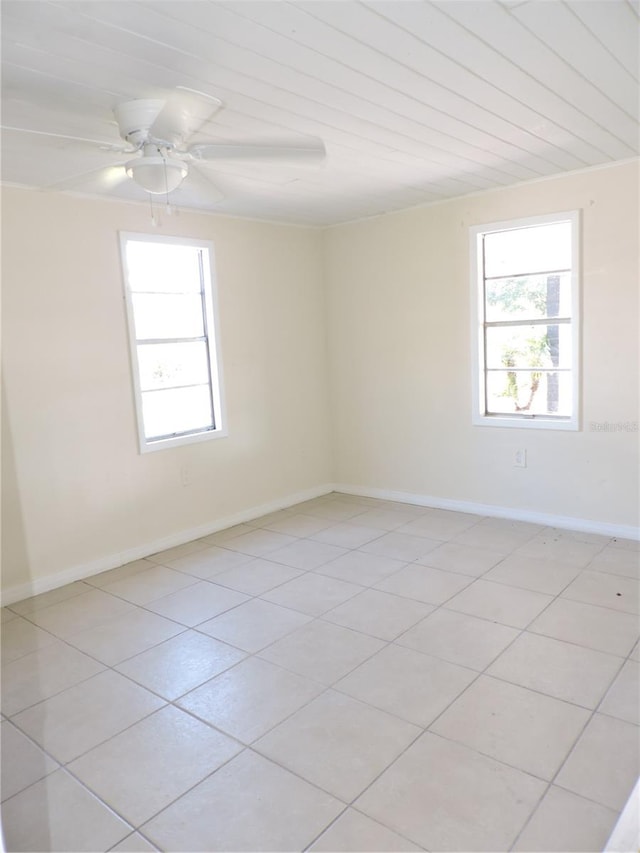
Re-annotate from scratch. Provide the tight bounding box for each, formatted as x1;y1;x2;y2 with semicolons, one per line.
262;513;333;537
142;750;343;852
221;528;298;557
588;546;640;580
165;545;253;579
431;675;590;780
109;833;159;852
200;523;255;545
513;785;618;852
454;518;541;551
416;541;505;577
314;550;407;586
483;553;581;595
631;641;640;661
361;532;440;562
85;560;156;589
116;629;246;700
610;537;640;552
528;597;639;656
292;495;339;513
445;579;553;628
310;809;422;851
375;564;472;605
538;528;611;546
259;620;384;685
13;669;164;763
8;581;94;615
331;493;383;508
336;644;475;727
144;580;248;626
255;690;420;801
556;713;640;811
245;508;296;528
147;540;208;563
599;660;640;725
69;705;241;827
1;607;18;623
197;598;311;652
102;565;198;606
1;769;131;852
355;732;545;852
267;539;349;570
310;523;385;549
601;780;640;853
1;616;58;663
212;558;302;595
25;589;136;638
397;608;519;671
323;589;432;640
310;502;387;523
357;500;425;516
396;509;480;541
177;657;324;743
488;632;623;708
561;570;640;614
517;533;606;567
261;572;363;616
313;501;390;530
1;720;58;801
1;640;105;716
350;509;417;531
64;609;184;666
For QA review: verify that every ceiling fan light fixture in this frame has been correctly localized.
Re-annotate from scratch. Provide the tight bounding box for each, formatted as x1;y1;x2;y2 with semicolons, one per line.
125;155;187;194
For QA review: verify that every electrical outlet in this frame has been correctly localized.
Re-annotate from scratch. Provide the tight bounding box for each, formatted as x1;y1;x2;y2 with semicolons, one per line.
180;465;190;486
514;449;527;468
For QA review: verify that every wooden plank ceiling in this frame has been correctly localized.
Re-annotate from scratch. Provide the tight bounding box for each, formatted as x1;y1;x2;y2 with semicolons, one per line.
1;1;638;225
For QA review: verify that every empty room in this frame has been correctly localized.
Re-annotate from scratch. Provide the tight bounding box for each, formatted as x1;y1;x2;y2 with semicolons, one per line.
1;1;639;851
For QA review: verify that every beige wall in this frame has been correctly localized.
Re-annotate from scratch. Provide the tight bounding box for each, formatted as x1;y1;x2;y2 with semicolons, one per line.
3;162;638;599
2;188;332;596
324;161;639;528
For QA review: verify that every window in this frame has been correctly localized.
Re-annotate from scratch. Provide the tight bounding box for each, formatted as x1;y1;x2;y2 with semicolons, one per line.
120;233;226;452
470;211;580;430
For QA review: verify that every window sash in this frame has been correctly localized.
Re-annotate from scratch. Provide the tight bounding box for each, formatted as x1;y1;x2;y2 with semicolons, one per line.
470;211;580;430
120;233;225;452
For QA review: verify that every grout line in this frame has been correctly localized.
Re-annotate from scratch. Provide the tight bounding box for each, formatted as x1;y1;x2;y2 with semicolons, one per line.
508;654;631;851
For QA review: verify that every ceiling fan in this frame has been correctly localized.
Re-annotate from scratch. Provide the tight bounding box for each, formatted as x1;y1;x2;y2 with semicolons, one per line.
4;87;326;204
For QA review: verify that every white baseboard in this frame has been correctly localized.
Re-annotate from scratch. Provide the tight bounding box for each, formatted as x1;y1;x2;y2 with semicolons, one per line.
335;483;640;541
4;480;638;606
1;483;334;606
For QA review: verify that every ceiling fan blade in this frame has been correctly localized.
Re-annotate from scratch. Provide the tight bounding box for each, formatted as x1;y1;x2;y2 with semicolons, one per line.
149;88;223;147
179;164;225;204
188;138;326;165
43;164;128;193
189;138;327;166
1;125;128;152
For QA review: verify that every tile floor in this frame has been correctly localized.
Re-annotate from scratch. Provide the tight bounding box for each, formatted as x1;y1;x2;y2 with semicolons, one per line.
1;492;639;852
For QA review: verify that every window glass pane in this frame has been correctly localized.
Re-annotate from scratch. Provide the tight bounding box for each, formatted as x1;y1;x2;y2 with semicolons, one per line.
126;242;202;293
142;385;213;438
137;342;210;391
486;325;572;370
484;222;571;278
132;294;204;340
485;273;571;322
486;370;572;417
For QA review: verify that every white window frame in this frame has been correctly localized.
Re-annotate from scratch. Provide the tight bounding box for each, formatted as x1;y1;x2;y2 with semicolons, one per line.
120;232;227;453
470;210;581;431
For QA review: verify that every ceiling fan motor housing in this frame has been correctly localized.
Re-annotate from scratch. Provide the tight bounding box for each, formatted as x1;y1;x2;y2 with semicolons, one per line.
114;99;175;147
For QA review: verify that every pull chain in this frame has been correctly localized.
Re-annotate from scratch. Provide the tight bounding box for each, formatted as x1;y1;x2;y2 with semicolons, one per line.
149;193;157;227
